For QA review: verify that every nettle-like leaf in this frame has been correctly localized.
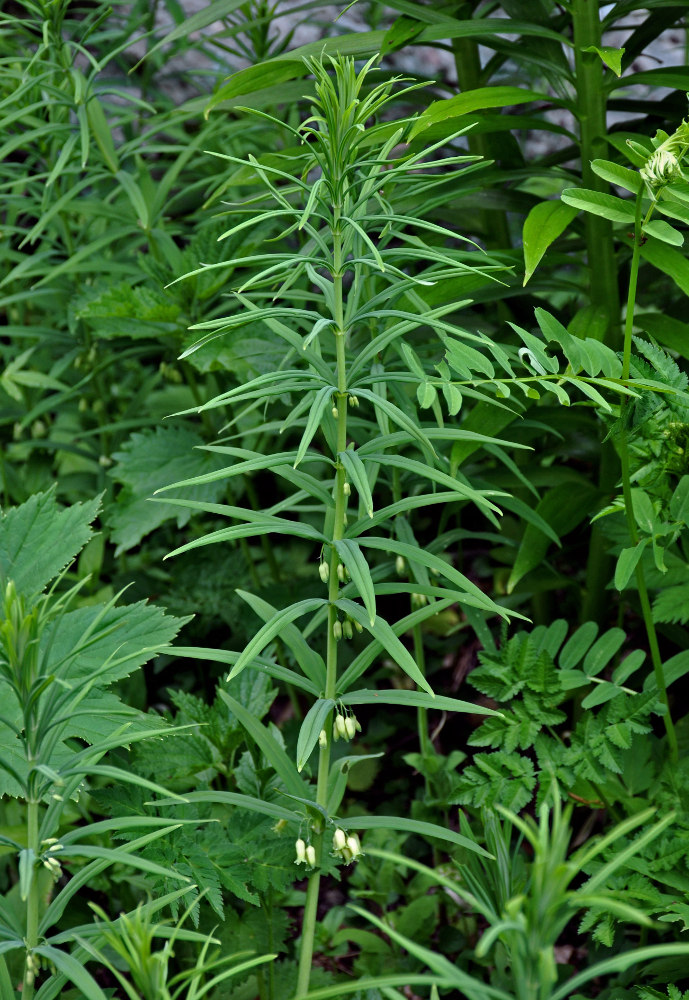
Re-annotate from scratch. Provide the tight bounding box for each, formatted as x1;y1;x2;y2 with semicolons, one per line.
0;487;100;600
107;425;229;553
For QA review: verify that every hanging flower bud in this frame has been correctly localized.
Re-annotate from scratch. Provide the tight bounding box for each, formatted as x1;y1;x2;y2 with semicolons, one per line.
294;838;307;865
395;555;406;576
350;395;359;407
343;619;353;640
318;561;329;583
306;845;317;867
337;563;345;583
346;834;363;860
333;620;343;641
331;405;339;418
411;592;428;608
336;713;349;740
353;619;364;634
318;728;328;748
343;481;351;496
332;828;347;853
344;715;359;740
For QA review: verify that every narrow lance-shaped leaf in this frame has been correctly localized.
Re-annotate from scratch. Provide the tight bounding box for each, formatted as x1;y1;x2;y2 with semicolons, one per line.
334;598;432;695
334;539;376;626
228;598;327;681
339;449;374;518
295;385;336;468
218;691;307;799
297;699;335;772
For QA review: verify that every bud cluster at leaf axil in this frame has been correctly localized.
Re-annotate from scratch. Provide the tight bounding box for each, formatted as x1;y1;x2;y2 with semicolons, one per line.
331;710;361;743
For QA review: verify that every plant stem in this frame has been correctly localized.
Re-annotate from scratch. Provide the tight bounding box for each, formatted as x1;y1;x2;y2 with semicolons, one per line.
295;228;349;997
571;0;621;348
412;623;431;765
618;191;678;760
451;28;511;251
573;0;624;625
23;798;39;1000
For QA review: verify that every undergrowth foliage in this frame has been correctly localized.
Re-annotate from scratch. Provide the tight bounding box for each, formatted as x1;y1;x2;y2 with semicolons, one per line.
4;1;689;998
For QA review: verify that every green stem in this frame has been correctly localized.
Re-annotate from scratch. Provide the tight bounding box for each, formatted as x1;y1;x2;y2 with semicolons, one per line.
574;0;624;623
451;30;511;251
618;191;677;760
572;0;621;347
295;230;349;997
23;799;40;1000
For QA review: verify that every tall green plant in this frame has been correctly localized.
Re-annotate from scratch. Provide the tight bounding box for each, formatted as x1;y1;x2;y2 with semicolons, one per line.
0;490;197;998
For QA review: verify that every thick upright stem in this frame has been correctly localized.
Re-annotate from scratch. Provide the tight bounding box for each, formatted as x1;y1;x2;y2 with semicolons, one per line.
572;0;621;347
618;192;677;760
572;0;624;623
295;231;348;997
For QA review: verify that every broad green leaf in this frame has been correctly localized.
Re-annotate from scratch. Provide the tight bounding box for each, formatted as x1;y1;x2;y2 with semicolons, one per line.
644;650;689;693
582;628;626;677
559;621;598;670
561;187;636;223
507;481;598;592
381;14;425;54
408;87;546;140
0;488;99;599
615;540;649;591
590;158;641;194
218;691;307;799
335;599;432;695
643;219;684;246
670;476;689;525
341;689;500;717
334;539;376;626
582;44;625;76
638;236;689;296
522;201;578;285
296;698;335;772
133;0;254;69
228;598;327;681
108;426;228;555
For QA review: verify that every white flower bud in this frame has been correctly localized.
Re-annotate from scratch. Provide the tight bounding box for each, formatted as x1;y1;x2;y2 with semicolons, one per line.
343;482;351;496
335;713;348;739
346;834;362;859
337;563;345;583
306;845;317;867
295;838;307;864
343;619;353;640
318;728;328;748
395;555;405;576
331;405;339;418
350;395;359;407
354;619;364;633
345;716;357;740
333;828;347;852
318;561;329;583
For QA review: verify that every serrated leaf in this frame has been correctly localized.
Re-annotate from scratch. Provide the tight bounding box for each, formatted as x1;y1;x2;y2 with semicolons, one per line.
0;488;99;599
108;426;228;554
